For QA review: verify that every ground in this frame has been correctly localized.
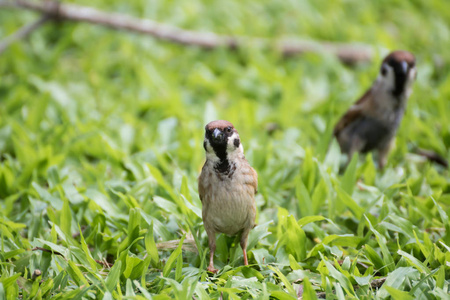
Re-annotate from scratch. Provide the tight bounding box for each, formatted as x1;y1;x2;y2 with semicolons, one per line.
0;0;449;299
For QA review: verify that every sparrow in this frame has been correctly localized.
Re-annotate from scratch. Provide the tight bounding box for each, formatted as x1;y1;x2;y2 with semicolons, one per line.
333;50;417;169
198;120;258;273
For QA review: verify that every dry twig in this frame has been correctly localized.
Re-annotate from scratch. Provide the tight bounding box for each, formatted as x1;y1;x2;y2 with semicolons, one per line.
0;14;50;54
0;0;373;63
415;148;448;168
156;238;198;254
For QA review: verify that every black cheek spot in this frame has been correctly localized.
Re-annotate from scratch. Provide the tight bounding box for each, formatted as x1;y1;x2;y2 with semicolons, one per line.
234;138;240;148
203;141;207;151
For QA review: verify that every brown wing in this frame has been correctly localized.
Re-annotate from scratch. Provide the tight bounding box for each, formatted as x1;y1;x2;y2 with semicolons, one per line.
247;166;258;195
198;163;208;202
333;89;372;137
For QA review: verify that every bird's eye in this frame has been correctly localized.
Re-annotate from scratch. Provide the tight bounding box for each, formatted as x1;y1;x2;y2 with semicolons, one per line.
381;65;388;76
226;127;232;133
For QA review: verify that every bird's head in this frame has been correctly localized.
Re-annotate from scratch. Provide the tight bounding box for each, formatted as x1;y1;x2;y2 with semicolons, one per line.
203;120;243;162
377;50;416;99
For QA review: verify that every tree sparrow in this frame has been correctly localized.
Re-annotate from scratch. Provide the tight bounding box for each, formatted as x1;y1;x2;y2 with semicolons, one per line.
334;50;417;169
198;120;258;273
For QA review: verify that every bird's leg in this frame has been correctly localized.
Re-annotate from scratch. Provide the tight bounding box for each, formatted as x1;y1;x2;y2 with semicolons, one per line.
243;248;249;266
348;137;364;164
240;229;251;266
207;232;218;273
378;142;392;170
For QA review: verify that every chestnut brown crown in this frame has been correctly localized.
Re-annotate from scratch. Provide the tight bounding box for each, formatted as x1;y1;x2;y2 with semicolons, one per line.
205;120;237;133
382;50;415;68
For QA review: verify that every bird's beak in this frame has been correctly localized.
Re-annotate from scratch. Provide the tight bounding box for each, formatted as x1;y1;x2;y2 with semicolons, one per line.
401;61;408;74
212;128;224;141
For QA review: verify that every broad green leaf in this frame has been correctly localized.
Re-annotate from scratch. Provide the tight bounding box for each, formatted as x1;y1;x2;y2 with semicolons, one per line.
377;267;418;299
297;215;325;227
123;255;144;279
364;244;385;273
285;215;306;261
105;260;122;292
302;277;318;300
288;254;302;270
145;221;160;267
436;266;445;289
322;259;355;296
341;153;358;195
67;261;89;287
163;235;185;277
384;286;414;300
365;216;394;272
296;177;313;217
79;228;98;272
61;198;72;238
269;291;297;300
397;250;429;274
268;266;296;297
335;186;364;220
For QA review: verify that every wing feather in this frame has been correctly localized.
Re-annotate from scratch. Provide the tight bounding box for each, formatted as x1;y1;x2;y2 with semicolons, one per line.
333;89;372;137
198;163;208;202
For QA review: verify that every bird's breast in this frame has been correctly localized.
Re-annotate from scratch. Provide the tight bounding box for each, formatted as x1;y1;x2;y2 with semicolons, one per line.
201;164;256;236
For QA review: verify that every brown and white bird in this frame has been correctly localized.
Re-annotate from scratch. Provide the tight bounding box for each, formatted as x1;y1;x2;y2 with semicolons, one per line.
198;120;258;273
334;50;417;169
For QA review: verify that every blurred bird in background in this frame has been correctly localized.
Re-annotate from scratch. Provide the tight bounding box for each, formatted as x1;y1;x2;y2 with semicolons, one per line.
334;50;417;169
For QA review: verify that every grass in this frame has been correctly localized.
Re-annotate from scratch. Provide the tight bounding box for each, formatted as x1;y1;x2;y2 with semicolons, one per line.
0;0;450;299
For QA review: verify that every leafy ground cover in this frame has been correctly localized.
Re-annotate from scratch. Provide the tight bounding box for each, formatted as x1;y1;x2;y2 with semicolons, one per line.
1;0;450;299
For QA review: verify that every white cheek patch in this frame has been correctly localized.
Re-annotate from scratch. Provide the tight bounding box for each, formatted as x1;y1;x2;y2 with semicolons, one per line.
376;65;395;93
227;132;240;149
404;67;417;98
227;132;244;160
409;68;417;82
204;139;220;162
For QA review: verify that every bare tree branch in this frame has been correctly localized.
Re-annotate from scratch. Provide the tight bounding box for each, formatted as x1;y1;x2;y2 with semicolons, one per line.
0;0;373;63
0;14;50;54
415;148;448;168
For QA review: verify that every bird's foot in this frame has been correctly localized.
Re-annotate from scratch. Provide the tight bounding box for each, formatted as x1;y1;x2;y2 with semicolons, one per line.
207;265;218;274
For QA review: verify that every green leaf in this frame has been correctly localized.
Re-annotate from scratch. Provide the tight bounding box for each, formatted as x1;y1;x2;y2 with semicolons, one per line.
67;261;89;287
123;255;144;279
377;267;418;299
302;277;318;300
364;244;385;273
297;215;325;227
322;259;355;296
79;227;98;272
341;152;358;195
436;265;445;289
365;216;394;272
270;291;297;300
61;198;72;238
384;286;414;300
163;235;185;277
335;186;364;220
145;221;160;267
105;260;122;292
285;215;306;261
268;266;296;297
296;177;313;217
397;250;429;274
288;254;302;270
